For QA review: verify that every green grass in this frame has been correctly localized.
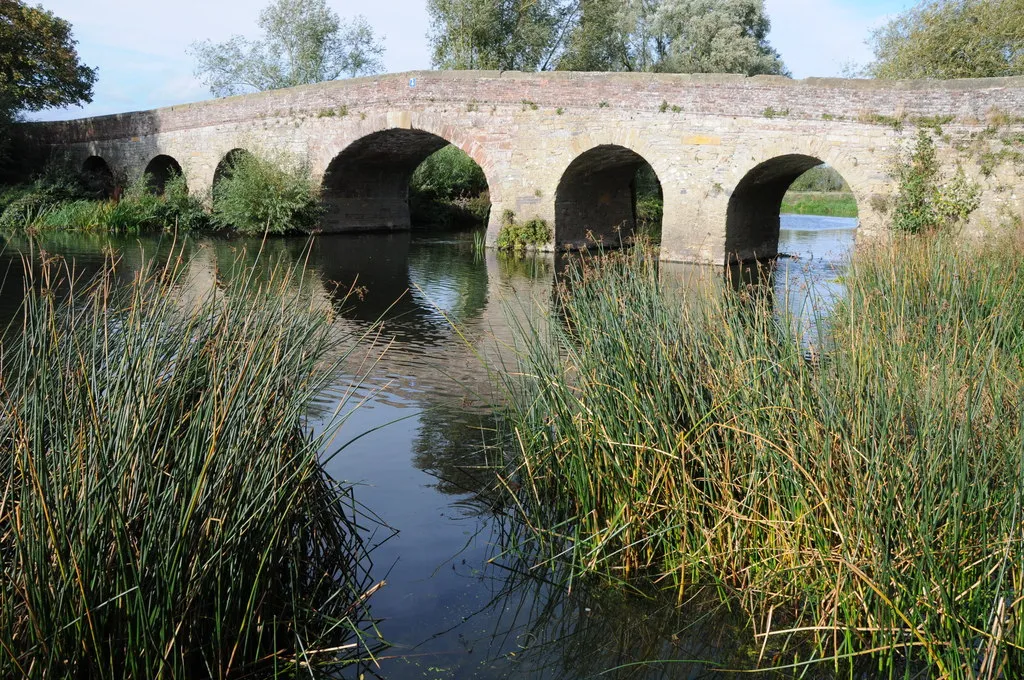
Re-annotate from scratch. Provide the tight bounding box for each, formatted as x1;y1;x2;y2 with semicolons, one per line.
495;237;1024;677
780;191;859;218
0;249;386;678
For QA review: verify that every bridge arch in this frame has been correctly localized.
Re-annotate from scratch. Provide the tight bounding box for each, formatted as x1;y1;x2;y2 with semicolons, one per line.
725;148;868;265
320;122;497;233
143;154;185;195
555;144;663;249
81;156;115;198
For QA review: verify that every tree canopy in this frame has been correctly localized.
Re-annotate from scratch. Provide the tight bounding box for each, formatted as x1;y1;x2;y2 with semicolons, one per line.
867;0;1024;79
427;0;788;76
190;0;385;97
0;0;97;114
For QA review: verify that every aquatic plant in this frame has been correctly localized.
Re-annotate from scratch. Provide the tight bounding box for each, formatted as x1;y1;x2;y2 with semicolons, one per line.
0;249;386;678
497;237;1024;676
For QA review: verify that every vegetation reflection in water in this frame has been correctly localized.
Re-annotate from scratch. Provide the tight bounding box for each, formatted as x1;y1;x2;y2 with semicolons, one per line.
0;222;856;678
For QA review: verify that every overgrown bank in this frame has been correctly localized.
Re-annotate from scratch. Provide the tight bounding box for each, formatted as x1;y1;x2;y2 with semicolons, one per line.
497;238;1024;676
0;252;385;677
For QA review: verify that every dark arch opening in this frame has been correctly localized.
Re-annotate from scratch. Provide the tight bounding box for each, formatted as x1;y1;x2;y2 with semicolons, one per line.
212;148;255;206
555;145;663;249
322;129;490;232
143;155;185;195
81;156;114;198
726;154;863;266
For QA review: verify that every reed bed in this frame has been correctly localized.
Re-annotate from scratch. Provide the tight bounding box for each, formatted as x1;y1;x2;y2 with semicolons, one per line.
498;238;1024;677
0;250;385;678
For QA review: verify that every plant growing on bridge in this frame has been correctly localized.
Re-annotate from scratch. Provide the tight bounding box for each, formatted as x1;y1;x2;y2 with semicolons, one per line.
190;0;385;96
212;150;322;235
891;129;981;234
496;210;551;252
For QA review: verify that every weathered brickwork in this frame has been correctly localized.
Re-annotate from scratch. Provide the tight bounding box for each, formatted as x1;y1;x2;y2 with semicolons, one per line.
18;70;1024;264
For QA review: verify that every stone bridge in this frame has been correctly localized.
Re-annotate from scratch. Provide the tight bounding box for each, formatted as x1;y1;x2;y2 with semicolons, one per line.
20;71;1024;264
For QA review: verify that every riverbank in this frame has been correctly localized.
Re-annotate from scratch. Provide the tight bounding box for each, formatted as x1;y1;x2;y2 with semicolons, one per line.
498;236;1024;676
780;190;858;217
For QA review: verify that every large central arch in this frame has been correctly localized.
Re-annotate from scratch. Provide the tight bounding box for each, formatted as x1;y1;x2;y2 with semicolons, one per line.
725;154;827;264
555;145;661;249
322;129;456;231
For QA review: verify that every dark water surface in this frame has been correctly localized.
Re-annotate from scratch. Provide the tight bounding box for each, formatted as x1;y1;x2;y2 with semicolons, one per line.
0;214;856;679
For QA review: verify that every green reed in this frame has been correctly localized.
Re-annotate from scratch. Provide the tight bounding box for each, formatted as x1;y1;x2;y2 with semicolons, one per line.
497;237;1024;677
0;248;386;678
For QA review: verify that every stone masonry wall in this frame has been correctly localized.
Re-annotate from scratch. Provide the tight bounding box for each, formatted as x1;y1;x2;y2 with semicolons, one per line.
17;70;1024;264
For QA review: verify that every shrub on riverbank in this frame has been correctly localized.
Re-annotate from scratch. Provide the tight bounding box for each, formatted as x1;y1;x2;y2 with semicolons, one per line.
409;145;490;230
212;151;322;235
0;253;385;678
499;238;1024;676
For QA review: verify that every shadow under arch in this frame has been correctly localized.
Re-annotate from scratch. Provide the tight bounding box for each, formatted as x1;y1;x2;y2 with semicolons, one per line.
725;153;851;266
143;154;185;195
321;128;490;232
213;148;254;188
555;144;662;249
81;156;115;198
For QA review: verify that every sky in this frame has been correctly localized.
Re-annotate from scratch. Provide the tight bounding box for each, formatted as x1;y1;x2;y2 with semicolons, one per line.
32;0;914;121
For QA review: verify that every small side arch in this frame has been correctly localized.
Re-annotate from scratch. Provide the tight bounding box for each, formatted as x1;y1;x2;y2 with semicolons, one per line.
143;154;185;195
81;156;115;198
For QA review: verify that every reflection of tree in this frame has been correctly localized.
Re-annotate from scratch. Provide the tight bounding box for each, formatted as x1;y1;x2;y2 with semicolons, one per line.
411;403;505;500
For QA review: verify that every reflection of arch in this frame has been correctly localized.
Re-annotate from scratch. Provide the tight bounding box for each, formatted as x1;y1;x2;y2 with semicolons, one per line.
321;128;493;232
81;156;114;198
143;154;184;195
555;145;661;249
726;152;863;265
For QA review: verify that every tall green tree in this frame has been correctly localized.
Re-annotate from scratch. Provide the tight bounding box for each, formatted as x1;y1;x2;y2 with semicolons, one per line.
559;0;787;75
0;0;96;174
867;0;1024;79
190;0;385;96
427;0;567;70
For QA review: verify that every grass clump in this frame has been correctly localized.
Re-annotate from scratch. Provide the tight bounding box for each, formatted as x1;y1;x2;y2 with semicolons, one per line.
212;151;322;235
497;238;1024;676
496;210;551;252
0;252;385;678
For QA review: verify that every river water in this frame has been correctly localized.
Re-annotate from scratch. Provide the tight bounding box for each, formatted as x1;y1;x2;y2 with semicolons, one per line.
0;214;857;679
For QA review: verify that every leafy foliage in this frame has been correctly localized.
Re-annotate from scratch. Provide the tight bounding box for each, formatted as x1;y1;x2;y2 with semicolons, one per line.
867;0;1024;79
410;145;488;201
0;0;96;112
427;0;566;70
788;165;849;192
427;0;788;75
212;150;322;235
190;0;385;96
496;210;551;250
891;130;981;234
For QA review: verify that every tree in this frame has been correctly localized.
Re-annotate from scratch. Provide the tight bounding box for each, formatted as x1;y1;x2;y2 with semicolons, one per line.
866;0;1024;79
428;0;788;76
0;0;96;113
427;0;567;70
0;0;96;175
190;0;385;97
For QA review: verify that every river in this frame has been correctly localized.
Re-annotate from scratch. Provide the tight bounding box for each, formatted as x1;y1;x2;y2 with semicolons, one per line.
0;214;857;679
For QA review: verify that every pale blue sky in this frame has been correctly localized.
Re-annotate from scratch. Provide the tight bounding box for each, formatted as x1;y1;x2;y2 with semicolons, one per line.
33;0;913;121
